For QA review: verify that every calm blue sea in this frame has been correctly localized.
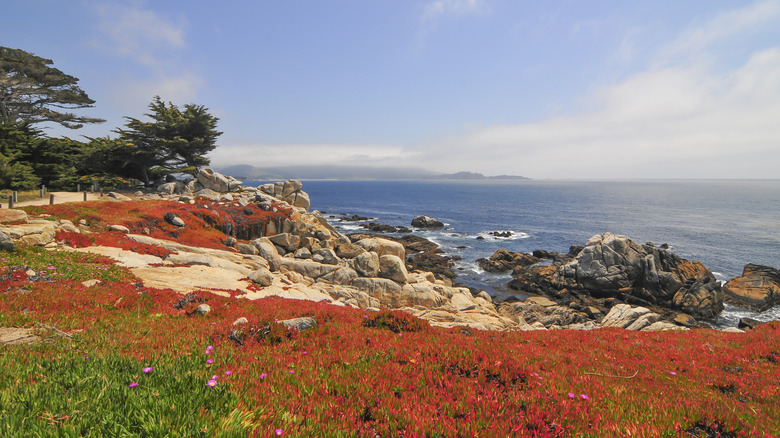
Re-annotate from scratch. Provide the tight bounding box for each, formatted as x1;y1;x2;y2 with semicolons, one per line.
254;179;780;327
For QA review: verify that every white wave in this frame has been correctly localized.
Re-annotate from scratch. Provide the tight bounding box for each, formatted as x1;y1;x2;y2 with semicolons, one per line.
474;230;531;241
335;224;363;231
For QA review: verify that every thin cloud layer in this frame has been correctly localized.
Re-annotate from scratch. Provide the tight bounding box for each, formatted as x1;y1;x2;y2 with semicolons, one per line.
91;2;202;120
422;0;488;21
425;48;780;178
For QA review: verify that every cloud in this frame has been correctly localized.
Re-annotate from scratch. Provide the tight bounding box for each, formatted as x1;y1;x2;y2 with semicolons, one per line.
422;0;488;21
420;48;780;178
89;2;203;117
107;72;204;116
93;2;185;68
655;1;780;66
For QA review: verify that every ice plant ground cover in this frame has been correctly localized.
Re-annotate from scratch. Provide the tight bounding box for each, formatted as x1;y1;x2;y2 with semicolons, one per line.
0;201;778;436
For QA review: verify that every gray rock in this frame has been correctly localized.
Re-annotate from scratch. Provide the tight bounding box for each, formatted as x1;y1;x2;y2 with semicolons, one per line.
108;192;133;201
0;209;28;224
552;233;723;318
166;252;213;266
194;304;211;315
197;168;230;192
237;243;258;255
320;267;358;285
164;212;185;227
109;225;130;233
0;231;14;252
312;248;339;265
378;254;410;283
294;247;312;259
269;233;301;252
251;238;281;270
232;317;248;326
248;267;274;287
336;242;366;259
194;188;220;200
224;237;238;247
278;258;339;279
353;251;380;277
411;215;444;228
277;316;316;332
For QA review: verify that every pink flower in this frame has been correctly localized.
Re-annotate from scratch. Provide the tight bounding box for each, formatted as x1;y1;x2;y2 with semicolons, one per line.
289;370;295;374
275;429;283;436
580;394;590;401
142;367;153;373
211;375;218;380
207;379;217;387
206;359;213;364
669;371;677;376
568;393;575;399
224;371;232;376
129;382;139;388
260;373;268;379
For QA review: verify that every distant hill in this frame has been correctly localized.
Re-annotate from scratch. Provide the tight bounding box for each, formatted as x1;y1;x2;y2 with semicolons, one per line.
214;165;528;182
431;171;530;181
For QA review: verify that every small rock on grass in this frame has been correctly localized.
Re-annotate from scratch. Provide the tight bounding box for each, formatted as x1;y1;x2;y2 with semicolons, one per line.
278;317;316;332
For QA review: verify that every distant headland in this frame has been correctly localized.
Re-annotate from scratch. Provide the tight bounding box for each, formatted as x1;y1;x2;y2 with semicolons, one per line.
216;165;530;181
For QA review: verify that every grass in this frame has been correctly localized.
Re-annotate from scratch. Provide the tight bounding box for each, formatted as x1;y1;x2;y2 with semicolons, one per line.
1;200;778;436
0;189;41;204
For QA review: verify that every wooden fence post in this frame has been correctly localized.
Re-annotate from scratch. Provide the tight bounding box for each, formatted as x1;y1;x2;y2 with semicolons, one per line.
8;196;13;208
49;194;54;205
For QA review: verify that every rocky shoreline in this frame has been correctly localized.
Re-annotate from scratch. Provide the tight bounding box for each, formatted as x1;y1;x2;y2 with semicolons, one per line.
2;170;777;333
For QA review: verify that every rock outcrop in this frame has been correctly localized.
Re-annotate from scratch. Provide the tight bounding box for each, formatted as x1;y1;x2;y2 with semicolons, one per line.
723;264;780;312
510;233;724;319
411;215;444;228
477;249;540;273
258;180;310;211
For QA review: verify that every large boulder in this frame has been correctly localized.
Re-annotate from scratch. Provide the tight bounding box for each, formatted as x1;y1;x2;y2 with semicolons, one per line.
248;267;274;287
250;237;282;270
723;264;780;312
0;209;28;224
353;251;380;277
197;168;241;193
530;243;722;319
522;233;723;319
378;254;410;283
355;237;405;260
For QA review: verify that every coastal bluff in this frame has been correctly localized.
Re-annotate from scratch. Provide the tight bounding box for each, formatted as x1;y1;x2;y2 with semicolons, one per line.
0;169;757;333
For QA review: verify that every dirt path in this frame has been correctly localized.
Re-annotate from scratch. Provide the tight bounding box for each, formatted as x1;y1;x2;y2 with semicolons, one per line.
7;191;105;208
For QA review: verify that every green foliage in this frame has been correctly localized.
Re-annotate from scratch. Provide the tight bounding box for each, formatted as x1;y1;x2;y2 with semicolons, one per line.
0;46;104;129
363;310;429;333
0;120;41;190
115;96;222;185
0;346;249;437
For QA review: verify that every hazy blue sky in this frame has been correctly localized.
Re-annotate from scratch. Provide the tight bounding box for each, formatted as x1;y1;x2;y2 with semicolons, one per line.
4;1;779;178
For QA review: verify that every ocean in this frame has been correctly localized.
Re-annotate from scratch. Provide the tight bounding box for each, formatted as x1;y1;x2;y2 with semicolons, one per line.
253;179;780;327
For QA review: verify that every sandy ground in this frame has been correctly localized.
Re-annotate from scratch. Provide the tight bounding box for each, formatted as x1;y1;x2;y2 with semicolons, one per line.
6;191;106;208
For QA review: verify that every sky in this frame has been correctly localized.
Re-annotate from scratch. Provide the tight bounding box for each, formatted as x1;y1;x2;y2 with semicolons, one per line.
3;0;780;179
